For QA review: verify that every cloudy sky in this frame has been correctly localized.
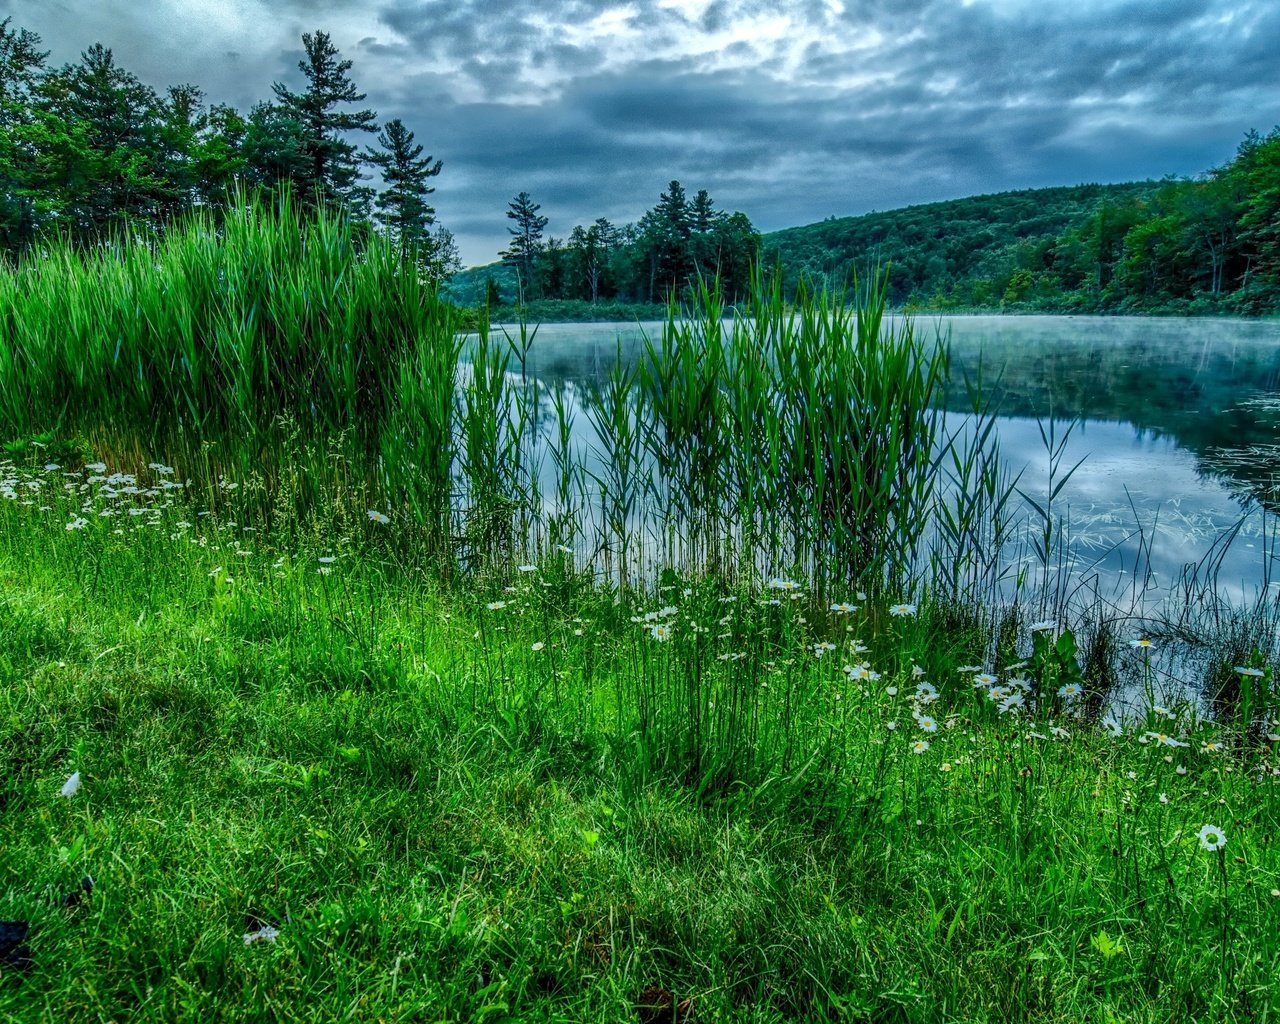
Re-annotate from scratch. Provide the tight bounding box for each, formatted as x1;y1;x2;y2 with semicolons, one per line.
6;0;1279;265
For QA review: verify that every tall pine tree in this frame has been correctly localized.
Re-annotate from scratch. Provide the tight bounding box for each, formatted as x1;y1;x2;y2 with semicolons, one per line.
501;191;548;302
0;18;49;254
270;30;377;214
362;117;441;263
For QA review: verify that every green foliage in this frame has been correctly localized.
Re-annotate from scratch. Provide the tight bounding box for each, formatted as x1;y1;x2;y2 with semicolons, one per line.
269;29;378;215
482;180;761;308
0;18;456;282
765;130;1280;315
1;471;1278;1021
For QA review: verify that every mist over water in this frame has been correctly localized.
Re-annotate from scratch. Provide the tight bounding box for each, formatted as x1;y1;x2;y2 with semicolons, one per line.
482;314;1280;610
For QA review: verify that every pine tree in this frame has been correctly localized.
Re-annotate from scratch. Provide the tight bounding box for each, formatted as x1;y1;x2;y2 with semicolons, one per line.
30;43;166;238
362;117;442;263
501;191;548;302
270;30;377;213
0;18;50;255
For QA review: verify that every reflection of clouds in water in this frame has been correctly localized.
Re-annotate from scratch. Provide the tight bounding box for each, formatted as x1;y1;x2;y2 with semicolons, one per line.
993;415;1271;608
484;318;1280;609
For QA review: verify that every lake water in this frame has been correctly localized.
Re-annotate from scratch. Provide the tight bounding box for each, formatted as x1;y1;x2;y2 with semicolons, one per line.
488;315;1280;612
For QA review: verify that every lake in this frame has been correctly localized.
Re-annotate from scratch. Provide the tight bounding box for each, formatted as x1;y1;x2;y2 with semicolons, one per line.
487;314;1280;612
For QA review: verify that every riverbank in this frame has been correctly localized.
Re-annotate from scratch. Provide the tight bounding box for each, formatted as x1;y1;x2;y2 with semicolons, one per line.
3;194;1278;1021
2;464;1279;1022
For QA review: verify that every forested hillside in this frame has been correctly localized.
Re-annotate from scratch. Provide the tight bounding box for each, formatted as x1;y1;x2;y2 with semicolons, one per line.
764;129;1280;315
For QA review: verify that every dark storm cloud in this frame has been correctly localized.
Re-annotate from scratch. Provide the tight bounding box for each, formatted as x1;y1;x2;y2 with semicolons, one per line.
4;0;1279;264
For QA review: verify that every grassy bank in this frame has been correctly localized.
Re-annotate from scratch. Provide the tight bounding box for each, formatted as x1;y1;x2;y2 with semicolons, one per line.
2;462;1279;1021
2;192;1279;1020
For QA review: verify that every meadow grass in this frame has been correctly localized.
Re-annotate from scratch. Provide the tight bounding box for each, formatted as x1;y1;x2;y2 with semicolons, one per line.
2;194;1279;1021
1;456;1279;1022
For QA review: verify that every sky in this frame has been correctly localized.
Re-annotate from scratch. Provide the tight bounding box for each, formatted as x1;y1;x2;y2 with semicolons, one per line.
5;0;1280;266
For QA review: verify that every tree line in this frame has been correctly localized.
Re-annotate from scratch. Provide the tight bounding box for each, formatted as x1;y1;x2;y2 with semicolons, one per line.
0;19;460;280
766;130;1280;315
493;179;761;306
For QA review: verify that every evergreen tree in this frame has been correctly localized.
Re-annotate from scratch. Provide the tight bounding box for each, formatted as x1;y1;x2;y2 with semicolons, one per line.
30;43;167;238
270;30;377;213
0;18;49;254
241;101;308;197
501;191;548;302
361;117;442;263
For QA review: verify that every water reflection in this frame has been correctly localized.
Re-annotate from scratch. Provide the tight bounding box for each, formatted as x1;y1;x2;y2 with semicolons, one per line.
481;314;1280;607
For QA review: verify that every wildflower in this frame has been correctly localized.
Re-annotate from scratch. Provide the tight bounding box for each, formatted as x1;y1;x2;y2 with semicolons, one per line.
941;762;952;772
957;665;983;673
243;925;280;945
65;517;88;531
1175;765;1187;775
1051;726;1071;740
1159;793;1168;804
886;721;897;731
972;673;998;688
889;603;917;617
1130;638;1154;650
914;681;939;704
1197;824;1226;852
1026;731;1048;741
1201;740;1223;753
915;714;939;734
830;602;856;614
812;642;836;657
59;772;81;798
1058;683;1083;699
85;462;107;473
485;601;507;610
1235;666;1266;678
911;739;929;754
531;642;545;652
318;556;336;564
366;510;389;524
911;664;925;678
767;577;800;591
1029;619;1058;633
650;624;671;642
885;685;898;696
1102;717;1123;737
517;564;537;573
556;544;574;554
998;693;1026;714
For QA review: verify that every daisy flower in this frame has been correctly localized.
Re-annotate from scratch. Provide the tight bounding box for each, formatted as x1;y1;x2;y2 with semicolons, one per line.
1197;824;1226;852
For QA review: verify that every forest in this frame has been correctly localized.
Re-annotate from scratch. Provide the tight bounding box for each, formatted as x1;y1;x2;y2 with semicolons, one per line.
2;14;1278;317
0;20;463;281
765;130;1280;315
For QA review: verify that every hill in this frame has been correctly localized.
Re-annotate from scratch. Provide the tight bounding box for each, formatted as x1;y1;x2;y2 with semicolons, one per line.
760;181;1161;308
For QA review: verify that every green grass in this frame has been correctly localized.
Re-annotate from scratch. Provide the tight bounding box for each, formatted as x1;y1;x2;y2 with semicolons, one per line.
2;192;1279;1021
2;459;1279;1022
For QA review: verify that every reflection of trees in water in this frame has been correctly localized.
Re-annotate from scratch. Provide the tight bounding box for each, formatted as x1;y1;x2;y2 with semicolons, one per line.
939;320;1280;511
